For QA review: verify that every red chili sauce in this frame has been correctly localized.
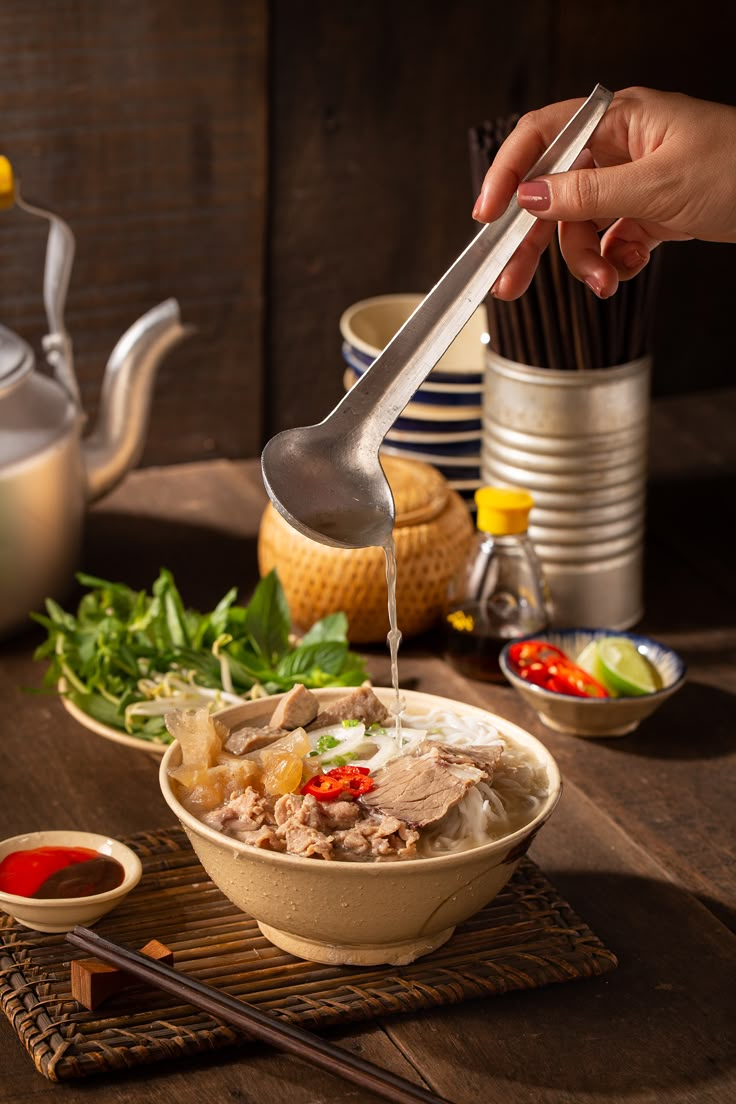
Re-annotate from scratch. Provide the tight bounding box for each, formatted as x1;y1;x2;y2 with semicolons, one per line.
0;846;125;899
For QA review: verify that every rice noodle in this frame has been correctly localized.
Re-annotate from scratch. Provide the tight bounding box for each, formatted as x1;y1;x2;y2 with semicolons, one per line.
306;707;546;857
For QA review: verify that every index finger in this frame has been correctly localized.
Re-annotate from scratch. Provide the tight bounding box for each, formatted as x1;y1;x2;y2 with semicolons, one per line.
473;97;587;222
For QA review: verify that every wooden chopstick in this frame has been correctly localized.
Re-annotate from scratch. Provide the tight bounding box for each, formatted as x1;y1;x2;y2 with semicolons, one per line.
470;111;659;374
66;927;452;1104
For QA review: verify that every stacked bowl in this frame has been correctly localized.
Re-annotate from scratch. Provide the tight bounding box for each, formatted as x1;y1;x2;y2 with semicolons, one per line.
339;294;487;510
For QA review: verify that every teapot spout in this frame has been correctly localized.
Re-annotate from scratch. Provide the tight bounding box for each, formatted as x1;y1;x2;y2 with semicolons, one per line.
83;298;194;502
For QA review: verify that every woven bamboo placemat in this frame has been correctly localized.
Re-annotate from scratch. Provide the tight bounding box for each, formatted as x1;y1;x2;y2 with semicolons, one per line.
0;825;617;1082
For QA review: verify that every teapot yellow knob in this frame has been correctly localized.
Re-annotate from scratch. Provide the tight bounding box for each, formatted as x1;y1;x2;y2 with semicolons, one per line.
0;156;15;210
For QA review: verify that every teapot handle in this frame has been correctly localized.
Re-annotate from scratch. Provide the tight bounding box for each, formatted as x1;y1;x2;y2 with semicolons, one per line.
14;174;80;407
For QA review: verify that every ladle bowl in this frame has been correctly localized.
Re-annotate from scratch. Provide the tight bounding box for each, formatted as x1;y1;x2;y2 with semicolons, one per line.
261;423;394;549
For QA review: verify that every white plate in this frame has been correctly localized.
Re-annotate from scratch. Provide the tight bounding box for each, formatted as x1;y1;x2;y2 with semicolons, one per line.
60;693;171;755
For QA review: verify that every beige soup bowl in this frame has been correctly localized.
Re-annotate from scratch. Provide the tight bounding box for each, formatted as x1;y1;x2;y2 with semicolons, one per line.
159;688;561;966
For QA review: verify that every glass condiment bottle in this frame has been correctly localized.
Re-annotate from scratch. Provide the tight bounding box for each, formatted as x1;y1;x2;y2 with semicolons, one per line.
444;486;550;682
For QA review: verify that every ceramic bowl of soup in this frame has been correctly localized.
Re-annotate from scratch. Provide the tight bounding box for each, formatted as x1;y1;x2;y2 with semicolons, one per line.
0;830;143;932
159;686;561;967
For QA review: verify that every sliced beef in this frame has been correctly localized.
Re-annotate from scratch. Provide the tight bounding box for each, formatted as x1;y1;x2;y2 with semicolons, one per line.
276;820;334;860
359;752;476;827
202;787;275;833
198;748;428;860
418;740;503;781
224;724;287;756
334;816;420;861
274;792;321;830
273;792;361;834
269;791;416;861
233;825;285;851
273;793;336;859
270;683;319;730
320;800;363;831
307;685;389;731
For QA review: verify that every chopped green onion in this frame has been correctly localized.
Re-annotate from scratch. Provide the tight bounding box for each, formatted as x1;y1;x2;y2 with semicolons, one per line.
316;734;341;753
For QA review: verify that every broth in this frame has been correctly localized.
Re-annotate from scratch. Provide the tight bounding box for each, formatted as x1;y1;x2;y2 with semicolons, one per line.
382;535;405;743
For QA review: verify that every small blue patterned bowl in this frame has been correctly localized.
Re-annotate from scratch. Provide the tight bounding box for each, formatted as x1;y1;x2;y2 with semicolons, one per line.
342;346;484;405
500;629;687;738
340;294;487;373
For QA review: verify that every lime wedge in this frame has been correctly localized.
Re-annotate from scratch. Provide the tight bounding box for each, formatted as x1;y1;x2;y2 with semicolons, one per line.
596;637;663;696
576;640;618;697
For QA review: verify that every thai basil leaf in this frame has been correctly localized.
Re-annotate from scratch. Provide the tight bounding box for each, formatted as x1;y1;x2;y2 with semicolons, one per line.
243;569;290;662
300;611;349;645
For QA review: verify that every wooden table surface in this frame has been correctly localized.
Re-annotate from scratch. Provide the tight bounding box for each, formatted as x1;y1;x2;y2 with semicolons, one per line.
2;386;735;1104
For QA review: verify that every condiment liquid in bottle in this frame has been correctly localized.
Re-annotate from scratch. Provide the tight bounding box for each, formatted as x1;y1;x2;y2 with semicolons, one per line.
444;486;549;682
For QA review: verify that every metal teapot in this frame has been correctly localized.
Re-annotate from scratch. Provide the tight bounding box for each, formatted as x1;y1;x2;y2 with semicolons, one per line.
0;157;193;638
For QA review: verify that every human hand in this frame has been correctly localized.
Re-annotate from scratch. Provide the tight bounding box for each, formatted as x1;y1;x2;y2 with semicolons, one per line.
472;86;736;300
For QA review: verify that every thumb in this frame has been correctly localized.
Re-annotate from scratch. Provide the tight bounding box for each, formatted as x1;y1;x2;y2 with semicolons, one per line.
517;160;665;225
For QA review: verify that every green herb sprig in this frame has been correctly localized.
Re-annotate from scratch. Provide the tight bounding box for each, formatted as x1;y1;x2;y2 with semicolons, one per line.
32;568;369;744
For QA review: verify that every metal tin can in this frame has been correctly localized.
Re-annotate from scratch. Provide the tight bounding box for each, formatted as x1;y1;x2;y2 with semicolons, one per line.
481;351;651;630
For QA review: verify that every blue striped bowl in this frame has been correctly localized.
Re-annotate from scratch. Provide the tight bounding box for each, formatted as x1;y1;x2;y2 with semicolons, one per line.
499;629;686;738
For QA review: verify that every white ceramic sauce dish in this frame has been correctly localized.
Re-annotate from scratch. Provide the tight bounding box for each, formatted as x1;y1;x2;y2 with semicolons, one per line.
0;830;142;932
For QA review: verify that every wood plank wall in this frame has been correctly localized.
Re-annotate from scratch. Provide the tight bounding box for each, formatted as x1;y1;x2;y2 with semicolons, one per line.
0;0;268;467
1;1;734;469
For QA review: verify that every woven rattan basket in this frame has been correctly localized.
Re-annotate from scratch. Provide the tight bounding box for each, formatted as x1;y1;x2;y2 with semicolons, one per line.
257;455;475;643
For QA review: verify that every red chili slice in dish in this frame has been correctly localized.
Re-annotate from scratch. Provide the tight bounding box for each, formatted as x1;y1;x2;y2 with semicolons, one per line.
541;658;609;698
326;765;374;796
301;766;375;801
301;775;345;801
508;640;567;669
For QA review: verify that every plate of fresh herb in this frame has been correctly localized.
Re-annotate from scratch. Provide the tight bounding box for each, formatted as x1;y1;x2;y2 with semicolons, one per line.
32;567;370;754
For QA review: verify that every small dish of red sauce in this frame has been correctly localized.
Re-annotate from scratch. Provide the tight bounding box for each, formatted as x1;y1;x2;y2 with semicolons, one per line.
0;845;126;899
0;831;142;933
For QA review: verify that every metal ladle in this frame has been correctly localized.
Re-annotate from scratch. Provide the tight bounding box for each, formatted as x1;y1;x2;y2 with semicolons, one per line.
262;84;613;550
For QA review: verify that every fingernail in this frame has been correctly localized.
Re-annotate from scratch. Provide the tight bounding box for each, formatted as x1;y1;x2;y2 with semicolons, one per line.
472;197;482;220
517;180;551;211
585;278;608;299
622;247;649;270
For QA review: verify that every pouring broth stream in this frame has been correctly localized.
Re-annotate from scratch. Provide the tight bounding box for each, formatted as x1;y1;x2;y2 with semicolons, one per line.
382;534;405;743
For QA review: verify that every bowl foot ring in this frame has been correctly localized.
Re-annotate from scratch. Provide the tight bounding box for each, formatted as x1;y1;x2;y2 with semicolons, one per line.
257;922;456;966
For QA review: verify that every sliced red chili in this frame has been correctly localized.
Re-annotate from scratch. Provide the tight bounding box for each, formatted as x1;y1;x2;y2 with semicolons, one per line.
508;640;567;669
301;767;375;801
519;660;553;688
301;775;345;801
509;640;609;699
341;774;374;796
543;658;609;698
326;765;374;796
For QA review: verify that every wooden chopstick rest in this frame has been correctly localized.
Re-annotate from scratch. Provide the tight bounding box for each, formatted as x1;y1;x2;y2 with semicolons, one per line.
70;938;173;1010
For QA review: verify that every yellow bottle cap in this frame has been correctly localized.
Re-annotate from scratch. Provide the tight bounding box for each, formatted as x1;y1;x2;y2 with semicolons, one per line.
0;156;15;210
474;486;534;535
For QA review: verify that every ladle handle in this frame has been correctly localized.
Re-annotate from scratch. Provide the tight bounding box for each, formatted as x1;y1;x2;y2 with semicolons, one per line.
327;83;613;450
